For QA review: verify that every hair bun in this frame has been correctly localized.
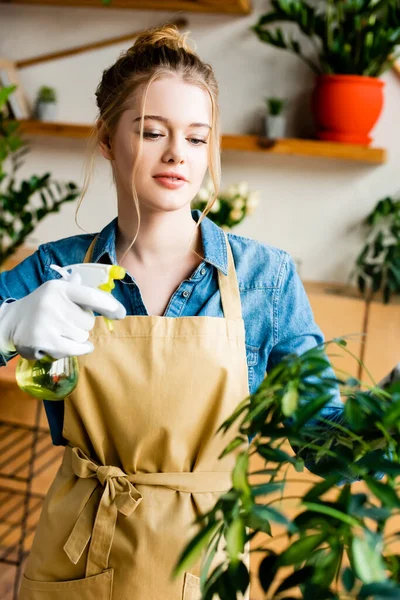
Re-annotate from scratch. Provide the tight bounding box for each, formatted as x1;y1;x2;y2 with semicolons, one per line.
129;24;194;55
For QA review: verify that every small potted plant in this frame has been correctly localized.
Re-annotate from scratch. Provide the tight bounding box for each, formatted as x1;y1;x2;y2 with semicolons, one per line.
192;180;260;231
265;96;286;139
251;0;400;146
35;85;57;122
352;196;400;304
0;85;79;268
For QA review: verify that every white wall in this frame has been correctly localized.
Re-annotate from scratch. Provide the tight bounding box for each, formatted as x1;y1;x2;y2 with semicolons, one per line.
1;0;400;283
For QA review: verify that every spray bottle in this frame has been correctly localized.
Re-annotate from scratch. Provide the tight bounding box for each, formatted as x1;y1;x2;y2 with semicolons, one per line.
15;263;126;401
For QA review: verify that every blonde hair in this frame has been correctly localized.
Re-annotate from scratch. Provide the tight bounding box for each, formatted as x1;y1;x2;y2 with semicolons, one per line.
75;23;221;267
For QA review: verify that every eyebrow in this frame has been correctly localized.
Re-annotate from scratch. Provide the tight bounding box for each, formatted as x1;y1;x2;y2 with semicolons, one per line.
132;115;211;130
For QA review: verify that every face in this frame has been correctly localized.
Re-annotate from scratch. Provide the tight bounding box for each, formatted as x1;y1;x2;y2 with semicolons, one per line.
100;74;212;215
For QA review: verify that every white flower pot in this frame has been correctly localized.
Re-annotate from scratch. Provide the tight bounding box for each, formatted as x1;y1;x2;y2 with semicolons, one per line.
36;101;57;122
265;115;286;139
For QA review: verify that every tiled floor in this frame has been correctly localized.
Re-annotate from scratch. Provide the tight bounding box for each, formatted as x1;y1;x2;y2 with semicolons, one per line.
0;557;27;600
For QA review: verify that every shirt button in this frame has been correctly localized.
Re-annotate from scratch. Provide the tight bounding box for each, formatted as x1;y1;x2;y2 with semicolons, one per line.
182;290;190;298
200;268;206;276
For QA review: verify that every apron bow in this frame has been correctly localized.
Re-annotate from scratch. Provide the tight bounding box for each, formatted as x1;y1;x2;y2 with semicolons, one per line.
63;446;143;577
62;445;233;578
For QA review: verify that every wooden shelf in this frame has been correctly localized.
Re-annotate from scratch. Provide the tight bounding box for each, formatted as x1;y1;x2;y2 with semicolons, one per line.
0;0;251;14
17;120;387;164
224;134;387;164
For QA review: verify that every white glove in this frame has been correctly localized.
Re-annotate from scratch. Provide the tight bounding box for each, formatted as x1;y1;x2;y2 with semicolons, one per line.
0;273;126;360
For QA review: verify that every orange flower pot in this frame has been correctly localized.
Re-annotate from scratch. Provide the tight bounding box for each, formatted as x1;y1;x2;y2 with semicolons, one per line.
311;74;385;145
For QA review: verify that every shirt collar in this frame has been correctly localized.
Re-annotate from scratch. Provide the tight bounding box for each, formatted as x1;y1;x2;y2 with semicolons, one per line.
91;209;228;275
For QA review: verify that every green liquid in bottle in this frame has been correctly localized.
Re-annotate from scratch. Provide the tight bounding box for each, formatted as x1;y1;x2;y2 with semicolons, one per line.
15;356;79;400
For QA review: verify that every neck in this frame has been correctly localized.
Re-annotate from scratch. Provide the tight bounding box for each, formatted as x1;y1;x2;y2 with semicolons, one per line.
115;207;203;269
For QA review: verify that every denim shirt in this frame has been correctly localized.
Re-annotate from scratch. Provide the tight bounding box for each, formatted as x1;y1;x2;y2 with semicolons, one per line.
0;210;345;460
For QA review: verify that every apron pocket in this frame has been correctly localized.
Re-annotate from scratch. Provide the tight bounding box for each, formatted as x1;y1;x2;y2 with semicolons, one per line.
19;568;113;600
182;571;201;600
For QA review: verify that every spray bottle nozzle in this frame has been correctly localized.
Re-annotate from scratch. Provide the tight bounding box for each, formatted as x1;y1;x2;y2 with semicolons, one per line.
50;263;126;331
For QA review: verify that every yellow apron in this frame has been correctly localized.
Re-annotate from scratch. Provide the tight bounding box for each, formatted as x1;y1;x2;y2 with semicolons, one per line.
19;231;250;600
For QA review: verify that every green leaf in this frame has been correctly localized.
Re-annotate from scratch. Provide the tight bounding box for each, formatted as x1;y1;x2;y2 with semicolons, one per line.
219;436;246;459
303;474;342;503
292;394;332;429
351;532;386;584
251;481;284;497
226;561;250;595
231;452;251;500
308;545;342;587
226;518;245;566
258;552;279;592
358;581;400;597
252;503;292;528
383;400;400;427
200;522;223;590
275;566;315;594
257;444;295;464
246;510;272;536
302;502;360;527
282;381;299;416
342;567;355;592
172;520;222;578
0;85;16;110
364;477;400;509
279;533;328;566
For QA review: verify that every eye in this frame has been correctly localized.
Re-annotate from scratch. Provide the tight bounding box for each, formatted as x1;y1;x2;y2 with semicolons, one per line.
189;138;207;146
142;132;207;145
143;132;163;139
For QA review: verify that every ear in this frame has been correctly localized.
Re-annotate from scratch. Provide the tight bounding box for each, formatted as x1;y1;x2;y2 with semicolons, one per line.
97;120;113;161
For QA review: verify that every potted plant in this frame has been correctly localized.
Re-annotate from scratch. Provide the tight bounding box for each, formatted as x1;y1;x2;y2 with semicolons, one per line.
173;339;400;599
251;0;400;146
192;180;260;231
352;196;400;305
0;85;79;268
35;85;57;122
265;97;286;139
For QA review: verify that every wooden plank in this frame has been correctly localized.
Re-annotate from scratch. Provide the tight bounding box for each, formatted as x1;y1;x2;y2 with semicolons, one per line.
306;287;366;380
16;18;188;69
18;120;91;139
0;0;252;14
225;134;387;164
16;122;387;164
362;299;400;385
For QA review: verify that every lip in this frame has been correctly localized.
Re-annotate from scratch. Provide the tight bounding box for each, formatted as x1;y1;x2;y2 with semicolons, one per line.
153;177;187;190
153;172;188;182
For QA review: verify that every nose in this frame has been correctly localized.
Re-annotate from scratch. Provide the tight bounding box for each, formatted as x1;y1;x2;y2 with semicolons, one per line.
162;133;185;164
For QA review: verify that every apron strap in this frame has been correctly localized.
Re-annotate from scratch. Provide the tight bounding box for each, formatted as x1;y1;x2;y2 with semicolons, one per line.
84;236;97;263
83;230;243;321
217;232;243;321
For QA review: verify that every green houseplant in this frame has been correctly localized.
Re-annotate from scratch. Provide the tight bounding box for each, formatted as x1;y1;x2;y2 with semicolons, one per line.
192;180;260;231
173;339;400;599
352;196;400;305
266;97;287;139
35;85;57;122
0;85;79;267
251;0;400;145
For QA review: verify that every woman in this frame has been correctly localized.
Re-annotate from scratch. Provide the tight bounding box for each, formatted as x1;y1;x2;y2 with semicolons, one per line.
0;23;397;600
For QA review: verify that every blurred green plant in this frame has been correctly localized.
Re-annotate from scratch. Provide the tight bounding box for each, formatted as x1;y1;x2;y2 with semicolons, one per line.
267;97;286;116
0;85;79;267
173;338;400;599
192;180;260;230
37;86;57;103
352;196;400;304
251;0;400;76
